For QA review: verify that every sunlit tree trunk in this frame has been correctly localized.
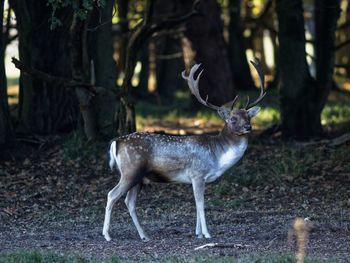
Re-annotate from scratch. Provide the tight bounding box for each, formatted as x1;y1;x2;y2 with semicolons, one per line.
0;0;14;147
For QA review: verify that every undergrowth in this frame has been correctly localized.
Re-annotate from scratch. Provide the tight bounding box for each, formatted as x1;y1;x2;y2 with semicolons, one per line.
0;250;120;263
0;251;330;263
61;129;106;160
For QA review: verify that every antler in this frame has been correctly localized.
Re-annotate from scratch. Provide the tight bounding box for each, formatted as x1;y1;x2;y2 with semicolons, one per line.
182;64;221;111
182;64;240;111
244;58;266;109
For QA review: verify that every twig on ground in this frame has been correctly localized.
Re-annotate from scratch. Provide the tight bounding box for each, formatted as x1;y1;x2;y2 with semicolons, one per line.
194;242;249;250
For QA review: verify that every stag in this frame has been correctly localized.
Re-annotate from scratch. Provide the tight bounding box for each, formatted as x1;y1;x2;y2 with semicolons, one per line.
103;59;266;241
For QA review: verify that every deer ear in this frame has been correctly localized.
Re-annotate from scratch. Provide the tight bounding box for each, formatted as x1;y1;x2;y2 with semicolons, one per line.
217;108;230;121
247;106;261;118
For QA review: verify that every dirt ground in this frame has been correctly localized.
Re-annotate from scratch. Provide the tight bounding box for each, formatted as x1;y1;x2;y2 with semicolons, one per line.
0;135;349;262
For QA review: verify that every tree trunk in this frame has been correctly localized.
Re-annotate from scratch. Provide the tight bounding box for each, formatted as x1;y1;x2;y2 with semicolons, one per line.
154;0;185;101
277;0;318;140
155;35;184;101
136;41;150;97
277;0;341;140
88;0;117;137
182;0;235;106
69;4;97;140
11;0;78;133
228;0;255;91
0;0;14;147
116;0;128;73
314;0;341;113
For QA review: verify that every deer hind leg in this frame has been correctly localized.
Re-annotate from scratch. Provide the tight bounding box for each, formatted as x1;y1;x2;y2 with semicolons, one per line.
192;178;211;239
124;183;149;241
103;179;132;241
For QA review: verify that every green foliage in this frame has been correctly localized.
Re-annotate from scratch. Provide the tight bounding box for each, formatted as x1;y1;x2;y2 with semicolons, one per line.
0;250;120;263
47;0;106;30
322;102;350;126
252;107;280;127
61;129;102;160
0;251;329;263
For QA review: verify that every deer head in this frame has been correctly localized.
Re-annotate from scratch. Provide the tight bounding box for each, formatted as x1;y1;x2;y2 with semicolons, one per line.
182;59;266;136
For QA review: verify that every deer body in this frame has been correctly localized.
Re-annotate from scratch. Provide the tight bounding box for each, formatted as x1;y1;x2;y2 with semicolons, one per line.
109;127;248;185
103;60;266;242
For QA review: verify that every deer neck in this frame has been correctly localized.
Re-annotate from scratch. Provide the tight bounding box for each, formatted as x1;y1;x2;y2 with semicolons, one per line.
212;124;248;167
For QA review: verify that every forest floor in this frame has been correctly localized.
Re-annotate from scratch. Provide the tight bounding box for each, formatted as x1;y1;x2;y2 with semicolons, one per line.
0;125;349;262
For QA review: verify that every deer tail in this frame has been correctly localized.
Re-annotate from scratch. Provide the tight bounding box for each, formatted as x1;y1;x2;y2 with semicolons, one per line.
108;141;119;172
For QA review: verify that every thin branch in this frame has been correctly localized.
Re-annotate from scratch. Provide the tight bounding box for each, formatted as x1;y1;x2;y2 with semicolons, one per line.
123;0;201;90
334;63;350;69
260;0;273;20
156;52;183;60
87;20;112;32
306;52;316;61
305;39;314;44
150;1;201;33
336;20;350;31
6;34;18;45
11;57;99;95
334;38;350;51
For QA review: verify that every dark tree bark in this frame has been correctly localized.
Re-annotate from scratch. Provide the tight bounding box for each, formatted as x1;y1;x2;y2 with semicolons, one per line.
277;0;317;140
155;34;185;101
116;0;128;73
277;0;340;140
0;0;14;147
182;0;235;106
228;0;255;91
11;0;78;133
314;0;341;114
154;0;185;101
116;0;199;135
136;40;150;97
88;0;117;137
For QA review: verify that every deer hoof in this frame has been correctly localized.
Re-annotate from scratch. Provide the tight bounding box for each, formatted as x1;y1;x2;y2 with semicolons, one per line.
141;236;150;242
103;233;112;242
196;234;203;239
204;233;211;239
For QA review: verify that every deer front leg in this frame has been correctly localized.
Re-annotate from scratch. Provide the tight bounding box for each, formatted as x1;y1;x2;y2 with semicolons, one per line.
124;183;149;241
196;209;202;238
191;177;211;239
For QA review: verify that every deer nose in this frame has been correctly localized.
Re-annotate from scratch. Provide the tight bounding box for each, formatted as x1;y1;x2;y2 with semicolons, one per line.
244;124;252;131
